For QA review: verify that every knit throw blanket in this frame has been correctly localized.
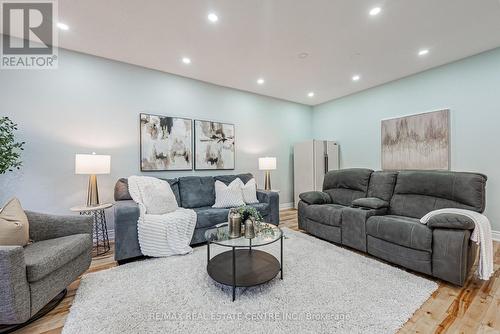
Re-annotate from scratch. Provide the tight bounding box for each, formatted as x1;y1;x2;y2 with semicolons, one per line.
128;176;196;257
420;208;494;281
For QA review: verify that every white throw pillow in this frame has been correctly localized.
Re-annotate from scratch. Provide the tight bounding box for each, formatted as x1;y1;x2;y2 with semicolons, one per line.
241;178;259;204
212;179;245;208
142;180;179;215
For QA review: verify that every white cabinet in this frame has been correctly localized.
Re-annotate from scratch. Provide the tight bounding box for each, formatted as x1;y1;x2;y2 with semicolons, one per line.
293;140;339;208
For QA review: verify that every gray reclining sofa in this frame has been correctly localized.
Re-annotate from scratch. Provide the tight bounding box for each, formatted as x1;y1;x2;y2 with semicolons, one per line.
298;168;487;286
113;173;279;263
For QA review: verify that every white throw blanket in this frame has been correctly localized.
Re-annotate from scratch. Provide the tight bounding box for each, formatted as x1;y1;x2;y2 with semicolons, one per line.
420;208;494;280
128;176;196;257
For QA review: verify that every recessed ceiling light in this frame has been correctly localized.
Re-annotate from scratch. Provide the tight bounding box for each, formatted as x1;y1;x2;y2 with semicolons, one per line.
57;22;69;30
308;92;315;98
207;13;218;22
257;78;265;85
418;49;429;56
352;75;361;81
181;57;191;64
369;7;381;16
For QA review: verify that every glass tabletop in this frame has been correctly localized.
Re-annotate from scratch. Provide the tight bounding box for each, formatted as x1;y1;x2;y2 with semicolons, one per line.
205;222;282;248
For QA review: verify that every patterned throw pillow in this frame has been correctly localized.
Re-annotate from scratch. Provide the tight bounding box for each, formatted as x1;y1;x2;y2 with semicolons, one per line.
212;179;245;208
0;198;30;246
241;178;259;204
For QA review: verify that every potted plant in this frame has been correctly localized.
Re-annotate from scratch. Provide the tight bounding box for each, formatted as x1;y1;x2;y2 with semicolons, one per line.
237;206;266;239
237;205;263;222
0;117;25;174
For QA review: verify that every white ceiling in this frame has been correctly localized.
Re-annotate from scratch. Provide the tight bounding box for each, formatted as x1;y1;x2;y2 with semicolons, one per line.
8;0;500;105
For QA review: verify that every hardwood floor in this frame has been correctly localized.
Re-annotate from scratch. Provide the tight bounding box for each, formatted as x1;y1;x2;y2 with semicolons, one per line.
14;209;499;334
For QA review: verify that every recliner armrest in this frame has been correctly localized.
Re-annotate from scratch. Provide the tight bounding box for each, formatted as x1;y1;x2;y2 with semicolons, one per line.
0;246;30;323
299;191;331;205
25;211;93;242
426;213;475;230
351;197;389;210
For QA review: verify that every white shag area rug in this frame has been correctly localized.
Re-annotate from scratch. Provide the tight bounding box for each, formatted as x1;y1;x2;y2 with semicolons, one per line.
63;229;437;334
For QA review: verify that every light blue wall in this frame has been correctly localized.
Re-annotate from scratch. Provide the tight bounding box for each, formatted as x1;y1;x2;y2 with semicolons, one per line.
0;48;312;218
2;43;499;234
312;47;500;232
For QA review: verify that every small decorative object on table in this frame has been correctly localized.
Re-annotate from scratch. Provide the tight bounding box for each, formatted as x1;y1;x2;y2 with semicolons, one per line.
237;205;263;239
228;208;242;239
244;218;256;239
70;203;112;256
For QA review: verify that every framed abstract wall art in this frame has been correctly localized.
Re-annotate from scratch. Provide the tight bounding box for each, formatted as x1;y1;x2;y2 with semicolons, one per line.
194;120;235;170
140;113;193;171
381;109;450;170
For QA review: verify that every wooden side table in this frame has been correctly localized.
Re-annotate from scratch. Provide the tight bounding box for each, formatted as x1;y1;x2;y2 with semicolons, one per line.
71;203;113;256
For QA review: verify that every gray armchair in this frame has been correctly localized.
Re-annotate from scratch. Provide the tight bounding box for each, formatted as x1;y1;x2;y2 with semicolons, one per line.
0;212;93;331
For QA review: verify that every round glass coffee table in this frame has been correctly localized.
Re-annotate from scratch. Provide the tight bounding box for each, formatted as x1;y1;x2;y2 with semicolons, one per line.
205;223;283;301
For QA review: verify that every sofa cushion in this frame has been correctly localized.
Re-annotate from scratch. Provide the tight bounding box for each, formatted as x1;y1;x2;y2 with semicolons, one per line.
24;234;91;282
367;171;398;201
366;215;432;252
194;207;231;229
194;202;269;229
303;204;346;227
323;168;373;206
389;171;487;218
178;176;215;208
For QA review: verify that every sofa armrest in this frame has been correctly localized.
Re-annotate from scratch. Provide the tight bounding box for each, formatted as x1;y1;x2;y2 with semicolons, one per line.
25;211;93;242
114;200;143;262
432;229;476;286
426;213;475;230
341;207;387;252
351;197;389;210
0;246;31;324
299;191;332;205
256;190;279;225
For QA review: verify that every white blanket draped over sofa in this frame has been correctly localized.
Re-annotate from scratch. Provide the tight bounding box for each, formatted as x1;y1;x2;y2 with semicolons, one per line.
420;208;494;281
128;176;196;257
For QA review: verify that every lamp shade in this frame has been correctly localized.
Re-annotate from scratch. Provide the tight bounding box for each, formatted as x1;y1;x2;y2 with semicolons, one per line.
258;157;277;170
75;154;111;175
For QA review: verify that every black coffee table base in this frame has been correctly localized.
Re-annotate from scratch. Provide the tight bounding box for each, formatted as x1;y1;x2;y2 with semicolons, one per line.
207;241;283;301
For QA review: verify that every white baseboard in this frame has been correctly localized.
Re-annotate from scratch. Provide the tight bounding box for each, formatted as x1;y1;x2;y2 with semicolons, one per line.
492;230;500;242
279;202;294;210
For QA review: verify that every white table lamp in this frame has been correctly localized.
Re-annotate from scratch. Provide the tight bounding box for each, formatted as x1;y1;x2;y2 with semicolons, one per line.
75;153;111;206
258;157;277;191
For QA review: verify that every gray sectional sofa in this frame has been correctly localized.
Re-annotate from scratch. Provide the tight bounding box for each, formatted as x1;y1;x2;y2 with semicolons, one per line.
113;173;279;263
298;168;487;286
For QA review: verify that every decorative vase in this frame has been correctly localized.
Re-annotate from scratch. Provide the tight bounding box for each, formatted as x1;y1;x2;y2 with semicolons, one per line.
228;210;242;239
244;218;256;239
